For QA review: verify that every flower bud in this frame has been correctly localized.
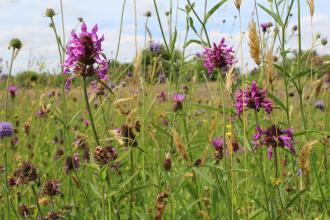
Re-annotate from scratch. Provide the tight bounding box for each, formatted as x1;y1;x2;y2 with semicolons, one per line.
163;153;172;171
9;38;22;50
45;8;56;18
321;38;328;46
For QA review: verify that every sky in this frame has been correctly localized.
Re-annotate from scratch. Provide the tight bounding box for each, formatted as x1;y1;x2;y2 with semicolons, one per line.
0;0;330;74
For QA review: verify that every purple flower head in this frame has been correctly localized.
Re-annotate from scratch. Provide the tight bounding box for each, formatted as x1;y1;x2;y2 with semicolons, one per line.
127;71;133;77
158;73;166;83
315;100;325;111
0;122;13;139
235;81;272;116
150;41;161;53
8;85;17;98
64;23;109;90
172;93;185;103
203;38;236;76
212;138;224;151
253;124;295;159
260;22;273;32
157;91;167;102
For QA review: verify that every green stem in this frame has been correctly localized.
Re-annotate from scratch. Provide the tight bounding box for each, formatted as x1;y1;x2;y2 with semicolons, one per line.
82;77;100;146
32;185;44;219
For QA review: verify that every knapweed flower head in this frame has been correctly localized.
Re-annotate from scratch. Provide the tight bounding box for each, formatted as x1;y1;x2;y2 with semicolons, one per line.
212;137;224;161
0;122;13;139
43;180;62;197
172;93;185;112
253;124;295;159
203;38;236;76
212;137;224;151
172;93;185;103
8;85;17;98
150;41;161;53
14;162;38;185
260;22;273;32
65;153;80;174
64;22;109;90
93;146;118;166
235;81;272;116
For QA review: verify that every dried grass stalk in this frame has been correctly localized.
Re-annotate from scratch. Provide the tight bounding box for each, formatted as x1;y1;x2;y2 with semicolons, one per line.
172;129;189;161
307;0;314;17
248;21;260;66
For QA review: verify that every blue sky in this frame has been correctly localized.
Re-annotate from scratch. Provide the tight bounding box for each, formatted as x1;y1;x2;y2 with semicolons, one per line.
0;0;329;73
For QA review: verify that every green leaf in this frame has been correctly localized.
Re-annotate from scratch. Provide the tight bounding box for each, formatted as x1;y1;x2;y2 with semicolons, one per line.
248;209;263;219
192;167;214;186
170;28;177;54
184;39;204;48
205;0;228;24
286;189;308;208
267;92;287;111
258;4;283;27
100;166;108;181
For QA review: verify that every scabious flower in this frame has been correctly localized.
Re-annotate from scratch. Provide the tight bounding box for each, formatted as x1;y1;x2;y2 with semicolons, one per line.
172;93;186;112
0;122;13;139
203;38;236;76
253;125;295;159
260;22;273;32
235;81;272;116
8;85;17;98
150;41;161;53
64;22;109;90
315;100;325;111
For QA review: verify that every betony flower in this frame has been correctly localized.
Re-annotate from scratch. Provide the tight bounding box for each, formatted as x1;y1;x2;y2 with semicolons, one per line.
203;38;236;76
64;22;109;90
0;122;13;139
14;162;38;185
253;124;295;159
235;81;272;116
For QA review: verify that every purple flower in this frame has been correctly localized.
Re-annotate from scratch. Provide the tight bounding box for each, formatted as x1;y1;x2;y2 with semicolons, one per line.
235;81;272;116
157;91;167;102
8;85;17;98
212;138;224;151
64;22;109;90
260;22;273;32
253;125;295;160
315;100;325;111
172;93;186;112
172;93;185;103
150;41;161;53
0;122;13;139
203;38;236;76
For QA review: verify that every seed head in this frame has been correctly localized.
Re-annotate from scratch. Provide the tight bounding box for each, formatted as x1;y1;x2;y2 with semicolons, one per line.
9;38;23;50
45;8;56;18
321;38;328;46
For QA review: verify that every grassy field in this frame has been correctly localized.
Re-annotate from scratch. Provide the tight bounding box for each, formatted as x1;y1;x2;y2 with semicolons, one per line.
1;0;330;219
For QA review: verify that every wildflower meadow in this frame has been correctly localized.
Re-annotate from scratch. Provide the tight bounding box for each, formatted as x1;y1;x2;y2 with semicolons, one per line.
0;0;329;219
